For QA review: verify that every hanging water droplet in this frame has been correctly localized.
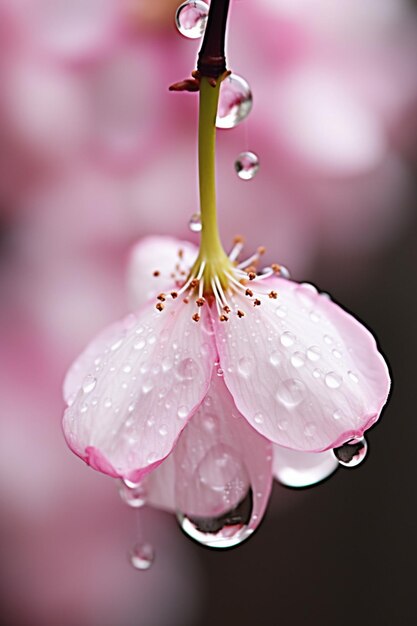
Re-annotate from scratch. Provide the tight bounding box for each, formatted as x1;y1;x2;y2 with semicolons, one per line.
82;374;97;394
129;542;155;570
234;151;259;180
216;74;253;129
325;372;342;389
119;480;147;508
333;437;368;467
188;213;202;232
177;488;253;549
276;378;305;407
175;1;209;39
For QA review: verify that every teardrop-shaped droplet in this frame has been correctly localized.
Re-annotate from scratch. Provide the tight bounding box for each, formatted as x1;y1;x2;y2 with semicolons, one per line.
177;488;253;549
176;443;254;548
216;74;253;129
188;213;202;232
119;480;147;508
129;542;155;570
175;1;208;39
333;437;368;467
234;151;259;180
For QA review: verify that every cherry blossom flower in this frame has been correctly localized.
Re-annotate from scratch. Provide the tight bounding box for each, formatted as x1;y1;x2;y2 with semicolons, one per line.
63;231;390;547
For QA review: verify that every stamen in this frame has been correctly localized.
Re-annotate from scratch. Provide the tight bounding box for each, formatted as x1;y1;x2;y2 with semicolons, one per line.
156;303;164;312
245;288;253;297
237;310;245;318
157;294;166;302
211;279;223;316
153;270;160;277
214;275;230;309
192;313;200;322
219;315;229;322
253;299;261;307
248;272;257;281
196;298;205;307
229;235;245;262
269;291;278;299
171;291;178;299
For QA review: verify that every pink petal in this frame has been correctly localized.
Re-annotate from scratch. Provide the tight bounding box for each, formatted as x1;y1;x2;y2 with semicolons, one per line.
273;445;338;488
147;373;273;547
127;236;198;310
212;278;390;451
63;300;217;482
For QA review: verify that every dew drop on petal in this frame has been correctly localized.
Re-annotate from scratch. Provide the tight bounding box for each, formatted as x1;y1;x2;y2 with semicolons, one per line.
234;151;259;180
216;74;253;129
276;379;305;408
237;356;253;378
307;345;321;362
280;331;296;348
188;213;202;232
270;351;281;367
177;405;189;419
82;374;97;394
119;480;147;508
129;542;155;570
291;352;305;368
325;372;342;389
333;437;368;467
348;371;359;384
254;412;264;424
176;358;199;382
175;1;209;39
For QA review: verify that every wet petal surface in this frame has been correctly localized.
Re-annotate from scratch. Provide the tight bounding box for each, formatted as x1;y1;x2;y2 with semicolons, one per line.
63;300;216;481
212;277;390;451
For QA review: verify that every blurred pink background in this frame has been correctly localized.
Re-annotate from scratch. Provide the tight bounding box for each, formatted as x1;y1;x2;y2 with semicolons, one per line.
0;1;416;625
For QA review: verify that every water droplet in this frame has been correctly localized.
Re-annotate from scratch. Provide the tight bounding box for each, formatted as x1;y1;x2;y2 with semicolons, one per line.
333;408;344;420
103;397;112;408
142;380;154;394
134;339;146;350
202;414;218;432
309;311;320;323
325;372;342;389
276;379;305;407
130;542;155;570
348;371;359;384
216;74;253;129
254;412;264;424
307;345;321;362
175;1;208;39
176;358;199;381
275;304;287;318
234;151;259;180
324;335;333;345
122;364;132;374
304;422;316;437
80;402;88;414
280;331;295;348
216;367;224;377
188;213;202;232
177;405;189;419
110;338;123;351
333;437;368;467
237;356;253;378
82;375;97;394
312;368;321;378
278;419;288;431
332;349;342;359
119;480;147;508
161;357;172;373
291;352;305;368
270;351;281;367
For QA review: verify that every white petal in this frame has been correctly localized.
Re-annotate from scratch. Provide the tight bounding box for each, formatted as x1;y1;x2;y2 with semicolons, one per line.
127;236;198;309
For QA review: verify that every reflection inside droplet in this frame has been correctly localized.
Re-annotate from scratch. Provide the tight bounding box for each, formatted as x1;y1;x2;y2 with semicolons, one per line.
188;213;202;232
130;542;155;570
216;74;253;129
175;1;209;39
333;437;368;467
177;488;253;548
234;151;259;180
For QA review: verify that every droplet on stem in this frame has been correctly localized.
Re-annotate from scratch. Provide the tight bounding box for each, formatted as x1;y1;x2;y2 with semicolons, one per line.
216;74;253;129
